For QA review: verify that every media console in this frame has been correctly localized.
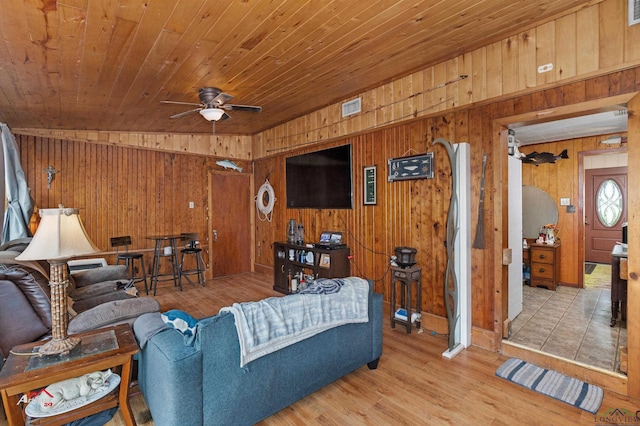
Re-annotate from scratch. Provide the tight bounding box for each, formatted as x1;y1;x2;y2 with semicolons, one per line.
273;242;350;294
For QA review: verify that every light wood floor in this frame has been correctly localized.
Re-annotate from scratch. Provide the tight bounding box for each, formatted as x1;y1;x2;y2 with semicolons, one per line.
115;273;640;425
5;273;640;425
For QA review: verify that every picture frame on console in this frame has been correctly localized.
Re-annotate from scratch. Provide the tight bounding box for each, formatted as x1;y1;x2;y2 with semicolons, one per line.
319;253;331;268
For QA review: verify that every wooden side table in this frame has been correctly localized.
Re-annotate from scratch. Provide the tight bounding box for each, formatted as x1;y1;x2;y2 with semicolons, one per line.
390;266;422;333
0;324;139;426
529;243;561;291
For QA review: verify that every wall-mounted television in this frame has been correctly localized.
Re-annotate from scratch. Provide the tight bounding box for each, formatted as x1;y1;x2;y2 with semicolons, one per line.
286;145;353;209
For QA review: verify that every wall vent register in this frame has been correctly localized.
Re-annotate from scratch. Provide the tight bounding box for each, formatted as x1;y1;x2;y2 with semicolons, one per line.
342;98;361;117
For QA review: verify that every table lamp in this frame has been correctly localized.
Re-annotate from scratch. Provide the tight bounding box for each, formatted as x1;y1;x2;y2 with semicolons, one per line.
16;206;100;355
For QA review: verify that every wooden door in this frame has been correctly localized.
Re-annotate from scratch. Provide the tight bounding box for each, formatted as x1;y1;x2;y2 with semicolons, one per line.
585;166;627;263
207;171;251;278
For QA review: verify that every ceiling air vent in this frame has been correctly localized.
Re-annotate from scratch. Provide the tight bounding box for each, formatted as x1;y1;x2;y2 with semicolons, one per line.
630;0;640;26
342;98;361;117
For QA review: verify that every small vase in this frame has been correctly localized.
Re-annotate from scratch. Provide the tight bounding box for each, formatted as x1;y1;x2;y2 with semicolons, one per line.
287;219;297;244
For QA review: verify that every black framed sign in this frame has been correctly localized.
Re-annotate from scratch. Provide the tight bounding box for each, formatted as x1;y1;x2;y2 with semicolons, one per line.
387;152;434;182
364;166;377;205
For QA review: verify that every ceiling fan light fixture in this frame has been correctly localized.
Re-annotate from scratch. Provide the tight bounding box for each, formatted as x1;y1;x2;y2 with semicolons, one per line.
199;107;225;121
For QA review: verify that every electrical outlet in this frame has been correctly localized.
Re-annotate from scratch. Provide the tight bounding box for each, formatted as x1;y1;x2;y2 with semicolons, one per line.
560;198;570;206
189;201;194;209
537;63;553;73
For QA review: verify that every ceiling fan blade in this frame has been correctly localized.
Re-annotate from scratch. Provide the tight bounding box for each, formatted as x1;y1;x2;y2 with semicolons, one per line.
161;100;203;107
220;112;231;121
222;104;262;113
170;108;202;119
212;92;234;106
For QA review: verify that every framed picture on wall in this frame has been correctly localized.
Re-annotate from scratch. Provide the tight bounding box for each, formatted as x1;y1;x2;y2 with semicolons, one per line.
364;166;377;205
387;152;434;182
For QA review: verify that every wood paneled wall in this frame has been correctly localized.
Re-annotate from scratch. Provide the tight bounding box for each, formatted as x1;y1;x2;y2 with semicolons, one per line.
15;135;251;269
254;67;640;334
253;0;640;159
519;136;627;286
255;119;480;324
14;74;639;336
14;129;252;160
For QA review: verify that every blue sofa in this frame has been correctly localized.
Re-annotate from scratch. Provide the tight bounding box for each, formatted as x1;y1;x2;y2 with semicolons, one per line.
133;280;383;426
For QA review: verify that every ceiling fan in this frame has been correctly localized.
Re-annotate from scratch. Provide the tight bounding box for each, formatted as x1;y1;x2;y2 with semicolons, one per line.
161;87;262;122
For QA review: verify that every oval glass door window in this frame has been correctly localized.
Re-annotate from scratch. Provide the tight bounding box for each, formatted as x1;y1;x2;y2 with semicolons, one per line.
596;179;623;227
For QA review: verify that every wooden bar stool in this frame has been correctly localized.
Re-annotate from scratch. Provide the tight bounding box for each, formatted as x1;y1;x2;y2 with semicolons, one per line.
110;235;148;294
179;233;205;288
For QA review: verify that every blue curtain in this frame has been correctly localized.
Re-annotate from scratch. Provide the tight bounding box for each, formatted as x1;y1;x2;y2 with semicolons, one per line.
1;123;34;244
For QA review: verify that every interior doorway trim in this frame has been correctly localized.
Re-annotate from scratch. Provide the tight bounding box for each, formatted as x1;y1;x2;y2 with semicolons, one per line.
499;93;634;129
493;93;637;396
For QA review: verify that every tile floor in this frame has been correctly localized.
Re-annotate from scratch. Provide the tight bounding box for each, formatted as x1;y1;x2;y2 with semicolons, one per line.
509;265;627;373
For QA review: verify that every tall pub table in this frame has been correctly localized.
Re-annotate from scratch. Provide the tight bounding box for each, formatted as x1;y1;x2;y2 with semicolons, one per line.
610;244;628;327
146;234;181;295
146;234;202;294
390;266;422;333
0;324;138;426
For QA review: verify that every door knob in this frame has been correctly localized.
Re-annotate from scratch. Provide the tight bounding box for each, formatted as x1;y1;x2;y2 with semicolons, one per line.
213;230;218;242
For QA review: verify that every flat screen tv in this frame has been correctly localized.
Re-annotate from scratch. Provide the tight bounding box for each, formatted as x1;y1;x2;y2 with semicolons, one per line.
286;145;353;209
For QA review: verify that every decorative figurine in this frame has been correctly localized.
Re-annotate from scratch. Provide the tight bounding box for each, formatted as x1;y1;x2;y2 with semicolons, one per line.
42;165;59;189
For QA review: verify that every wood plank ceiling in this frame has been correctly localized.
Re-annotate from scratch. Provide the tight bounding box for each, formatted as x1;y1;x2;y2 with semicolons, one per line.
0;0;597;136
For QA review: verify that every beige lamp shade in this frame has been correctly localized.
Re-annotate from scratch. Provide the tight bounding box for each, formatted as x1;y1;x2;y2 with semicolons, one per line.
16;207;100;261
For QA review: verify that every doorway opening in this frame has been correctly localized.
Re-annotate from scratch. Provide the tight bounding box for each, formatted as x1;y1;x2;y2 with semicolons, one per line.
497;95;634;379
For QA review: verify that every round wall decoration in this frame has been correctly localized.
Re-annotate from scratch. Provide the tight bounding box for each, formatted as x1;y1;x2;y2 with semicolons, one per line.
255;179;276;222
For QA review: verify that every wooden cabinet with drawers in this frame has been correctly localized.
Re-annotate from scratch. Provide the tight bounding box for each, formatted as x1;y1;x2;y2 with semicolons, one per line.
529;243;561;291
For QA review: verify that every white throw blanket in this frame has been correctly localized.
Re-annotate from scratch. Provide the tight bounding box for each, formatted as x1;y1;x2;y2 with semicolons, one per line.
220;277;369;367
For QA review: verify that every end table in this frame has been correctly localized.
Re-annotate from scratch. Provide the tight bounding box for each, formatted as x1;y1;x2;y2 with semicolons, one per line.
0;323;139;426
390;266;422;333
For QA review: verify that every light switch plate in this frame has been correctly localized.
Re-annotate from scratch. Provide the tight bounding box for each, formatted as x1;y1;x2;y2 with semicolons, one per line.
560;197;570;206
